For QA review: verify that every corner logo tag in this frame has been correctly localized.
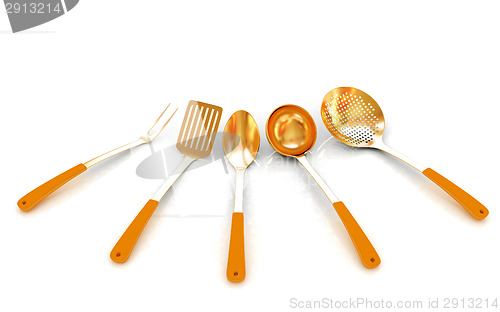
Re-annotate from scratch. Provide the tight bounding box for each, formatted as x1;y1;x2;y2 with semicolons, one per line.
4;0;79;33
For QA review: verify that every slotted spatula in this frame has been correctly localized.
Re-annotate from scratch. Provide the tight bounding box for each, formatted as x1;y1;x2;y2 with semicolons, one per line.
110;100;223;263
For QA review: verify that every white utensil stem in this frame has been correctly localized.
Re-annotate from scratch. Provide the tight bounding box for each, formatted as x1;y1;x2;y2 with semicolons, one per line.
151;156;196;202
233;169;245;213
83;138;145;168
296;155;340;203
374;141;427;172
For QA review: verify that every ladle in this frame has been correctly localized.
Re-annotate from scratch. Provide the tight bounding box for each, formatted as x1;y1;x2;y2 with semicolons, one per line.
266;105;380;268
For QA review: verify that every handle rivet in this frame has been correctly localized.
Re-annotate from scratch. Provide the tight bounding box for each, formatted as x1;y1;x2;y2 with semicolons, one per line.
116;252;121;257
480;210;484;214
233;272;239;277
370;258;375;263
21;201;26;205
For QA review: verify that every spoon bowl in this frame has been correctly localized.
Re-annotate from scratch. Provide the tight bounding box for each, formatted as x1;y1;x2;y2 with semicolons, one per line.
223;111;260;169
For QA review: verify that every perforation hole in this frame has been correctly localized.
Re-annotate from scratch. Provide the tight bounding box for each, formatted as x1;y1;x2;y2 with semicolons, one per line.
322;91;382;146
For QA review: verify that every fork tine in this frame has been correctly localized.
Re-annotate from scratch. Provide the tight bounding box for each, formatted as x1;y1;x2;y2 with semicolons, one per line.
147;103;179;140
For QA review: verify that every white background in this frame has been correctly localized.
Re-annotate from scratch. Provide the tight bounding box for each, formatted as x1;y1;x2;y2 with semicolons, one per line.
1;1;499;311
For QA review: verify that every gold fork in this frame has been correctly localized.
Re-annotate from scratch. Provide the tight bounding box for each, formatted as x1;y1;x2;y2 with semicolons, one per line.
17;104;178;212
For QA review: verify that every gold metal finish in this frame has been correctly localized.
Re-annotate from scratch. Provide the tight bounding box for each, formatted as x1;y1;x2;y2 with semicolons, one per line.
266;105;316;157
223;110;260;170
265;105;380;268
176;101;223;159
223;110;260;213
83;103;178;168
321;87;425;171
110;100;223;263
145;103;179;141
151;100;223;201
322;87;384;147
321;87;489;221
265;105;338;201
222;110;260;282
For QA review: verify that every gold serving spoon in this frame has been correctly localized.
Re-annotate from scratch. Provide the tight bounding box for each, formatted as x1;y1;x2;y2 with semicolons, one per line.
222;110;260;282
322;87;488;220
266;105;380;269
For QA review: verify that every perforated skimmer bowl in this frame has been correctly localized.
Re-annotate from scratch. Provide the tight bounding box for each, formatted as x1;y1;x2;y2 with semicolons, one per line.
321;87;488;220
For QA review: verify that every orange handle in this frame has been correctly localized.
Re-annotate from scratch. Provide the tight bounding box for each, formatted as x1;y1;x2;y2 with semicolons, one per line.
17;164;87;211
332;201;381;269
227;212;245;282
110;199;159;263
422;168;488;220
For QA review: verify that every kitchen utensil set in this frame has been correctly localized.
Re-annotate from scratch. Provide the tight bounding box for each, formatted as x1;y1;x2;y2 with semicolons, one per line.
18;88;489;282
